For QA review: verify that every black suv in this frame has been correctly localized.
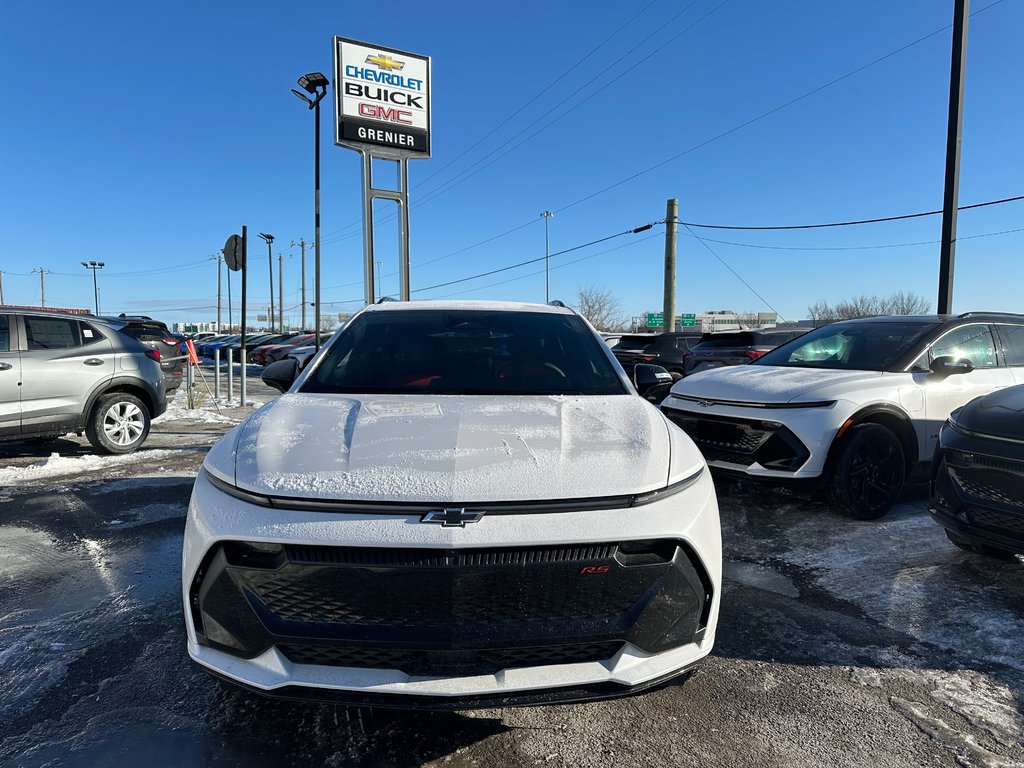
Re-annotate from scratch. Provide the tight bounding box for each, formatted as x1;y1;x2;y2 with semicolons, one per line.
107;314;184;393
681;328;808;376
930;383;1024;559
612;332;703;379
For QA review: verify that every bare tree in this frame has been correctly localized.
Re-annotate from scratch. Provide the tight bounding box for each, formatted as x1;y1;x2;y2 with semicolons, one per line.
808;291;931;326
575;286;625;332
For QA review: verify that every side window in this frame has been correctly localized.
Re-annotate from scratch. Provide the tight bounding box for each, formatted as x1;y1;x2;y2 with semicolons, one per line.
997;325;1024;367
0;315;8;352
25;317;82;350
929;325;997;369
79;322;103;346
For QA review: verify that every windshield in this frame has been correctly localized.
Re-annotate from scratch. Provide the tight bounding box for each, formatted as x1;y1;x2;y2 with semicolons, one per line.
693;332;758;349
301;309;628;396
752;321;937;371
613;335;656;352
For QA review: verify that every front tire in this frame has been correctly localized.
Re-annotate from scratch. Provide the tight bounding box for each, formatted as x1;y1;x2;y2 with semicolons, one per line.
827;423;905;520
86;393;151;454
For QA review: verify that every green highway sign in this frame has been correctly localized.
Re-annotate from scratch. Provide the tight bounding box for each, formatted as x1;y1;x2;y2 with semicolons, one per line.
645;312;664;327
680;313;696;327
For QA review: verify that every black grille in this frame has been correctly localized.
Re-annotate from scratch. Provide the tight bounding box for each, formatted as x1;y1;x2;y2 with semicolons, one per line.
949;462;1024;511
245;563;646;626
195;539;711;666
967;507;1024;537
278;641;623;676
285;543;617;568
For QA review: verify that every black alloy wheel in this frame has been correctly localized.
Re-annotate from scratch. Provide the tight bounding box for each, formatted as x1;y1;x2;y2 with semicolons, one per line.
828;423;906;520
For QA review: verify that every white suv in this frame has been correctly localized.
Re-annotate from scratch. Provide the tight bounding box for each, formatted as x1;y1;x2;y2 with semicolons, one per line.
659;313;1024;519
183;301;721;708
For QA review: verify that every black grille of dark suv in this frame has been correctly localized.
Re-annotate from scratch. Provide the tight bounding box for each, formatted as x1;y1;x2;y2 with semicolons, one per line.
191;540;713;676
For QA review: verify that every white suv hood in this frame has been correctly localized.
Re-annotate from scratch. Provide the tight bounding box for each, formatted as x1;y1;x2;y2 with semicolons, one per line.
674;365;884;402
221;393;681;502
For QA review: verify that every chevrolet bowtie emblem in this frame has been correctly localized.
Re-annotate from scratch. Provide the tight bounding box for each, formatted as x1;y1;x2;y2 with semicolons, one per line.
366;54;405;72
421;508;485;528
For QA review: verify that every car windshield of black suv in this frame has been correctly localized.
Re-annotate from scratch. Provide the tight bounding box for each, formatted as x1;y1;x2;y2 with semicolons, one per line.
752;321;937;371
301;310;628;396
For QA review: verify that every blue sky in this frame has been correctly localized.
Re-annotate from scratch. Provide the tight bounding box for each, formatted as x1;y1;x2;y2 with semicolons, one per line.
1;0;1021;327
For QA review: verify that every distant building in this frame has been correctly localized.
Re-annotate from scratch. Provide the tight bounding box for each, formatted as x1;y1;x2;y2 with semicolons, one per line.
173;321;219;333
695;310;777;332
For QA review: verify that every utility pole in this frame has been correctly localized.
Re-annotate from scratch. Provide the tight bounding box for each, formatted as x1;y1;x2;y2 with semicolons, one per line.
278;253;285;331
292;238;307;329
663;199;678;334
0;271;4;305
31;267;52;307
938;0;970;315
210;254;222;333
541;211;554;302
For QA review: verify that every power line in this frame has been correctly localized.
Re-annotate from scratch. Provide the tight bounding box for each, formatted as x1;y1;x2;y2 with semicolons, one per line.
678;194;1024;231
683;224;784;320
556;0;1008;215
688;226;1024;252
413;223;658;295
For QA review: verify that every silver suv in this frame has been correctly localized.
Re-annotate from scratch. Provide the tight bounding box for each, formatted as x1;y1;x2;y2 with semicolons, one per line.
0;309;167;453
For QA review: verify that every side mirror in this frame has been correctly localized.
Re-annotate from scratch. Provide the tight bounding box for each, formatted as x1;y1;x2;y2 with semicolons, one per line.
929;355;974;379
634;364;673;398
262;358;300;393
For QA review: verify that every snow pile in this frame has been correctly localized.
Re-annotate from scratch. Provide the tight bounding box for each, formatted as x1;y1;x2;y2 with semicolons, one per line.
155;389;240;424
0;450;176;486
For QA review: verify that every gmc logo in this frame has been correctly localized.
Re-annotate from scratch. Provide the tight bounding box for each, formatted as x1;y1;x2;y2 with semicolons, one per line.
359;103;412;124
579;566;610;574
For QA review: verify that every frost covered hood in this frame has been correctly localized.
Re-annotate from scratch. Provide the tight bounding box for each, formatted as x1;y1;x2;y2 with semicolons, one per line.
671;365;883;403
224;393;678;502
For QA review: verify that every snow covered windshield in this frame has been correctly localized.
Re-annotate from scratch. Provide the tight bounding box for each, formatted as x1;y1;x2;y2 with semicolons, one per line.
301;310;628;396
752;320;937;371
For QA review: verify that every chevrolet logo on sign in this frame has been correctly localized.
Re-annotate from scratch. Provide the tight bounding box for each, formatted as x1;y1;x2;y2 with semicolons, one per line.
365;53;405;71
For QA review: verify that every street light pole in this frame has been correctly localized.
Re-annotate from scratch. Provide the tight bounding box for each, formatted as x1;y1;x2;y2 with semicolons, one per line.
293;72;329;348
258;233;275;332
292;238;307;329
80;261;105;314
541;211;554;302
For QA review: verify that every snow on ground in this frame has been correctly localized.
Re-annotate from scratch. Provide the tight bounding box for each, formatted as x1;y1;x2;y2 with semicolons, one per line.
154;388;240;424
0;450;181;486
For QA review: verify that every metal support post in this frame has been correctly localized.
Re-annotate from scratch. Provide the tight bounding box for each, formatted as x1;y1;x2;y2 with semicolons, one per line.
240;226;248;409
361;153;411;305
227;349;234;406
214;348;221;400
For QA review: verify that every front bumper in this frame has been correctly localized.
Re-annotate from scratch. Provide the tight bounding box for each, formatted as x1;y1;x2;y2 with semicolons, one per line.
659;395;847;479
930;427;1024;555
182;469;721;706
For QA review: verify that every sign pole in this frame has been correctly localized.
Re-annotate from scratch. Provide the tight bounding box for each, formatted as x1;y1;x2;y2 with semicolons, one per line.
240;226;247;409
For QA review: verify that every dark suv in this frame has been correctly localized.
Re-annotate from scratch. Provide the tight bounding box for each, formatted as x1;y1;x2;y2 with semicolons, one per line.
107;314;184;393
681;329;807;376
930;383;1024;559
612;332;703;379
0;309;167;453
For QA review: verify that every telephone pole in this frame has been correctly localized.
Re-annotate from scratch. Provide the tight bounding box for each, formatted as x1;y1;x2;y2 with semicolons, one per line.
210;254;223;332
31;267;52;307
278;253;285;331
0;271;5;305
938;0;970;315
292;238;307;329
663;199;678;334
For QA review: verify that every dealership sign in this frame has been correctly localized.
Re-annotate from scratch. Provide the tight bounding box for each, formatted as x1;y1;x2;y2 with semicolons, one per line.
334;37;431;157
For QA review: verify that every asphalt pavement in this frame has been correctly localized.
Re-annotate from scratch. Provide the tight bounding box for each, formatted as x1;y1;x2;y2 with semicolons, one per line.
1;378;1022;768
